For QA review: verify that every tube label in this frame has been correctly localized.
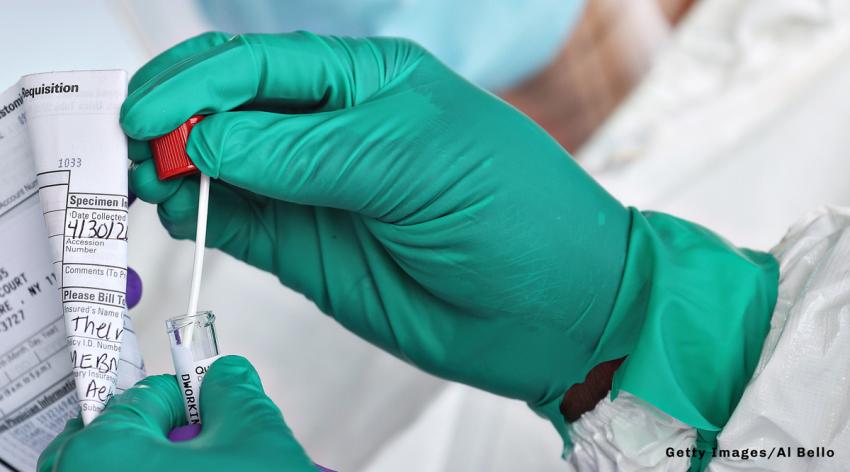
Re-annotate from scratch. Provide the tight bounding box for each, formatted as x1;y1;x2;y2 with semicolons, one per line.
171;346;220;425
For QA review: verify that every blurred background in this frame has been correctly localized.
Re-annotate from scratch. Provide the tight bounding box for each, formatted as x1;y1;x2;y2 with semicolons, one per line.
2;0;850;470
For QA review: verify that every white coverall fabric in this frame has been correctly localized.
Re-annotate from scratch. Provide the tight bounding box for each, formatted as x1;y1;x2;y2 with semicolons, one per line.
708;207;850;471
582;0;850;250
565;392;695;471
565;207;850;471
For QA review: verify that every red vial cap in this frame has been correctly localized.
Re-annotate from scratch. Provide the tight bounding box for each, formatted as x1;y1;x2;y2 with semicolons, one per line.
151;115;206;180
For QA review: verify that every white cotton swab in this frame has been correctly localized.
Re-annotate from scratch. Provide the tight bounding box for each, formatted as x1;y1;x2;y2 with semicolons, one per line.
183;173;210;344
149;115;211;348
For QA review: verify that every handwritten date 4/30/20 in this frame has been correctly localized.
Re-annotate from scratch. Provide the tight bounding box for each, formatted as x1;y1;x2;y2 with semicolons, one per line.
66;218;127;240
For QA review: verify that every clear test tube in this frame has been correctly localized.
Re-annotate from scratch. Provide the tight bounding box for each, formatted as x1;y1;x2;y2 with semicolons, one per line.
166;311;220;425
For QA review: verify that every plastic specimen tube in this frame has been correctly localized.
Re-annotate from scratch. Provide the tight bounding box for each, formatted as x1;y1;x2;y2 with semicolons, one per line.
166;311;220;425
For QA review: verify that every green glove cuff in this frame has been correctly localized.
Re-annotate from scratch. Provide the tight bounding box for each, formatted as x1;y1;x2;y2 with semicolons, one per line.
691;429;720;471
607;209;778;431
540;209;778;458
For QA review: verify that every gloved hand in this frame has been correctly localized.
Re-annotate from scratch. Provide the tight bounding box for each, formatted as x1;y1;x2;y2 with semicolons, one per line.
122;32;778;446
122;31;632;420
39;356;317;472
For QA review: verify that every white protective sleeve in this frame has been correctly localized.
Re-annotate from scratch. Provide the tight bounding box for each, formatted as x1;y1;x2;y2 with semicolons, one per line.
566;206;850;471
708;207;850;471
565;392;695;471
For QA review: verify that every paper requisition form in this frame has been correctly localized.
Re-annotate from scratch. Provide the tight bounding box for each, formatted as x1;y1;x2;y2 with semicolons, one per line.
0;71;145;471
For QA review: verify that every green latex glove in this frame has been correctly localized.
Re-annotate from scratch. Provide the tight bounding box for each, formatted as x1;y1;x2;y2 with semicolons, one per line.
39;356;317;472
122;32;779;449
